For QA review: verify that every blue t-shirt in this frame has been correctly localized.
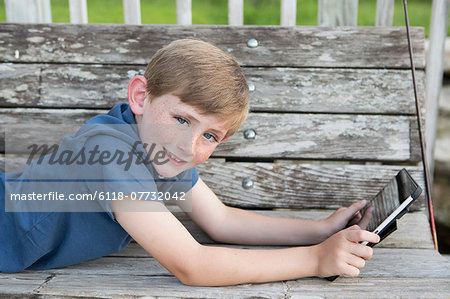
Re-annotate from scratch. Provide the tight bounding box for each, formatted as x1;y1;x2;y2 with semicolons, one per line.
0;103;199;273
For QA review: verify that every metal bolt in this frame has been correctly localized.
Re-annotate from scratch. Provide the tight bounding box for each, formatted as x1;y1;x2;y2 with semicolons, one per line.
248;82;256;92
247;38;258;48
244;129;256;139
242;178;254;189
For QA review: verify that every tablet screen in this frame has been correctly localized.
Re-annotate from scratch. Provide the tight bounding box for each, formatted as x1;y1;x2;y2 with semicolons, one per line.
362;169;419;232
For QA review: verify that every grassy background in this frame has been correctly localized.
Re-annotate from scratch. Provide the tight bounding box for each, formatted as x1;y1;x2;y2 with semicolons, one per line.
0;0;444;36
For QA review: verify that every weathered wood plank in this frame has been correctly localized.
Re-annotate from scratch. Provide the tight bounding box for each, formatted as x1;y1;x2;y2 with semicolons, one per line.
0;64;426;115
9;249;445;298
0;64;42;107
222;113;419;162
110;210;433;250
31;248;447;278
362;248;450;278
25;274;288;298
247;67;425;114
0;109;420;162
286;278;450;298
198;162;426;210
0;23;425;68
22;275;450;298
0;272;51;298
0;155;426;210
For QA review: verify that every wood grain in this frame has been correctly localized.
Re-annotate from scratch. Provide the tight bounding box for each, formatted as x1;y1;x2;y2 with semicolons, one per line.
0;156;426;210
0;64;425;115
105;210;433;251
0;109;420;162
0;23;425;68
29;248;447;278
2;249;445;298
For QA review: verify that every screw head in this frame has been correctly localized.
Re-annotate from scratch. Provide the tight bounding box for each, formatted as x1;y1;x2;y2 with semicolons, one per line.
242;178;254;189
244;129;256;139
248;82;256;92
247;38;259;48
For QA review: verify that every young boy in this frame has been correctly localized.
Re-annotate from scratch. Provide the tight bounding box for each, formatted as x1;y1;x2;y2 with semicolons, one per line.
0;39;378;286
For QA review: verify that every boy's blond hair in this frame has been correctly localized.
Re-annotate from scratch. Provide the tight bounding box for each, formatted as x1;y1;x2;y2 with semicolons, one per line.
144;39;249;139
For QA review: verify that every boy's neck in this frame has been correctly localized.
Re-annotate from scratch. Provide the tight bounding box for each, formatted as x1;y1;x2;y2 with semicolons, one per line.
134;114;142;125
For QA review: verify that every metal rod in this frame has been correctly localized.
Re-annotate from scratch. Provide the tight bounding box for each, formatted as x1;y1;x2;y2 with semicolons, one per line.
402;0;438;251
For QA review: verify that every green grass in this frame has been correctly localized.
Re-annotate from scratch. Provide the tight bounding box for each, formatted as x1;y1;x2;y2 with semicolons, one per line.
0;0;445;36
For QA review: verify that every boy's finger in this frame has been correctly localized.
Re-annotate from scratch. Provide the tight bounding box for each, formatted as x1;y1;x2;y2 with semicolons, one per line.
347;254;366;269
358;206;373;230
346;224;361;231
342;264;360;277
350;243;373;260
346;229;380;244
344;200;367;219
347;213;362;226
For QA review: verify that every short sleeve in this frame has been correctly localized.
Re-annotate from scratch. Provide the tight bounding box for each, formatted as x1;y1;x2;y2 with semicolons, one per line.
83;134;158;222
150;167;199;213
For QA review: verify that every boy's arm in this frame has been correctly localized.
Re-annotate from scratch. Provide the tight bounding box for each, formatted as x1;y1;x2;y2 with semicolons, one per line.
111;196;379;286
179;178;370;246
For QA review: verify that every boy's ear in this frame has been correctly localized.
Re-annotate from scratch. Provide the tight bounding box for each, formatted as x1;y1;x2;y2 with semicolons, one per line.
128;75;148;115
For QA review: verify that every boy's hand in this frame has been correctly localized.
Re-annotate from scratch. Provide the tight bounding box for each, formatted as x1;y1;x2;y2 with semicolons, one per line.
322;200;373;237
312;225;380;278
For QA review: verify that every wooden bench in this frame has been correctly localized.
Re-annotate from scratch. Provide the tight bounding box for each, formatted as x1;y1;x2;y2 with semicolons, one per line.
1;22;449;298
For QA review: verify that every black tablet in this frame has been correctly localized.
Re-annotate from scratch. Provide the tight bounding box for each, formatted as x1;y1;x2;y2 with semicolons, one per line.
326;168;422;281
360;168;422;247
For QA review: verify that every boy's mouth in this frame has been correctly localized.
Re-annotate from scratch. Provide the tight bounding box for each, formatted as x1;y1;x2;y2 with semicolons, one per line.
163;147;187;165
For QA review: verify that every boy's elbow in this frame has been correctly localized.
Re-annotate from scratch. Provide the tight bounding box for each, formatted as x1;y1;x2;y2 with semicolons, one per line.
167;245;205;286
176;272;201;286
171;246;212;287
177;271;215;287
173;264;203;287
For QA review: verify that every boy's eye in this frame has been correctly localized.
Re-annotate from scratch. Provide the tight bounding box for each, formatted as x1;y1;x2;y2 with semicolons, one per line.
204;133;218;142
175;117;188;125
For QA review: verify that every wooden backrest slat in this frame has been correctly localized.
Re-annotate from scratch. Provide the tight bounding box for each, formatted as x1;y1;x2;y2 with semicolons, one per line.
0;109;420;163
0;154;425;211
0;64;425;115
1;24;424;68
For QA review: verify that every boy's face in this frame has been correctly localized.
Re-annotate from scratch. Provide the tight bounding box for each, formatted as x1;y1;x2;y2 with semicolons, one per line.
137;93;230;178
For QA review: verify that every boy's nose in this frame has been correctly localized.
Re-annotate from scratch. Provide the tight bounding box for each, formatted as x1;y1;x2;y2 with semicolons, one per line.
175;130;195;158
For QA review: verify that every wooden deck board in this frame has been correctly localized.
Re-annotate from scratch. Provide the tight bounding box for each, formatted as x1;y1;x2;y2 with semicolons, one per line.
1;248;447;298
51;248;445;279
0;272;52;298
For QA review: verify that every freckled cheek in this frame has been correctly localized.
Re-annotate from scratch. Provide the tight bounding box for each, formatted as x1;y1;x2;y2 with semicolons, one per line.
158;129;179;145
192;147;215;166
